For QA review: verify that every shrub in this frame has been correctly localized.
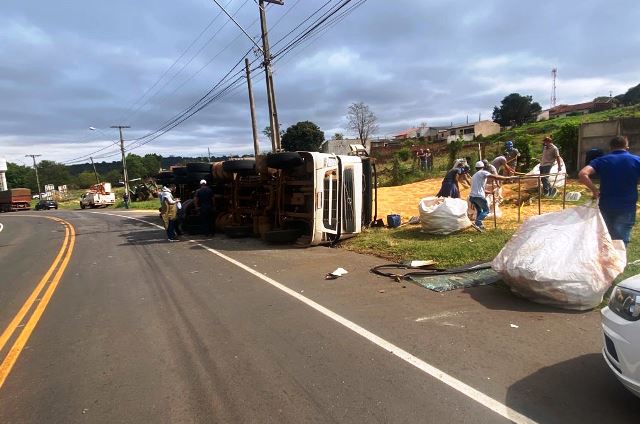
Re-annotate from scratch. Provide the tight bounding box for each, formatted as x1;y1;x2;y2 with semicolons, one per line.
553;123;580;172
397;147;411;162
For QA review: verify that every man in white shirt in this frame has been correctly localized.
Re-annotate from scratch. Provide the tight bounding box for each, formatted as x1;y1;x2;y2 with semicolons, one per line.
469;161;510;231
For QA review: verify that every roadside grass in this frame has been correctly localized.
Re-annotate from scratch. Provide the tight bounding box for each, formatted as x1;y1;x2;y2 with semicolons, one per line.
114;199;160;209
342;210;640;283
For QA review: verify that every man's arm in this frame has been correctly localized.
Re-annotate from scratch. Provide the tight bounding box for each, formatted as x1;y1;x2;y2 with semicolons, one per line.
193;190;200;208
578;165;599;198
487;174;511;182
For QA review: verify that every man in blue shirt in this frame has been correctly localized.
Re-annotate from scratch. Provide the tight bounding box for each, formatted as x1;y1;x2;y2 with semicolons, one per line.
578;136;640;245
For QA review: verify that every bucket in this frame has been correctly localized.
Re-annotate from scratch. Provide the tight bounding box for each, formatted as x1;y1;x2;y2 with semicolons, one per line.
387;214;401;228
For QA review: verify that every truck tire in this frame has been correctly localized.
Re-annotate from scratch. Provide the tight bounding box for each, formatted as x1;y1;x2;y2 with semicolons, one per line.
224;225;252;238
222;159;256;174
265;152;303;170
80;202;85;210
186;162;212;173
263;228;303;244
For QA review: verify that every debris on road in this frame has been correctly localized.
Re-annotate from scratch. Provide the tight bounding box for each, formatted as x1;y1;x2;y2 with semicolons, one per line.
325;267;348;280
510;324;519;329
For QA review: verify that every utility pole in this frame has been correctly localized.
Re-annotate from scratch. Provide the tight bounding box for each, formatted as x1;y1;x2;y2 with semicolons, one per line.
245;58;260;157
111;125;131;209
90;156;100;184
25;154;42;197
207;147;212;162
259;0;284;152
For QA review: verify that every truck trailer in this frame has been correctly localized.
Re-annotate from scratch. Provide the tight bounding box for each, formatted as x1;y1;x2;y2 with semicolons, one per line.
0;188;32;212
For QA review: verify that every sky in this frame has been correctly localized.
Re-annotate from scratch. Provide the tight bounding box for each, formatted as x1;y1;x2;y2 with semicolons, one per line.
1;0;639;166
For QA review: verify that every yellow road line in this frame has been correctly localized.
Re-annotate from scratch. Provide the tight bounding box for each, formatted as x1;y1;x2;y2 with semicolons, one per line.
0;221;69;353
0;219;76;390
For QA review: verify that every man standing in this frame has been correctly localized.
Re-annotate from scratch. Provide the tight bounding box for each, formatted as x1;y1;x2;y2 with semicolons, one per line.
469;161;510;231
579;135;640;246
194;179;215;236
504;140;520;172
425;148;433;170
416;149;427;171
540;136;563;197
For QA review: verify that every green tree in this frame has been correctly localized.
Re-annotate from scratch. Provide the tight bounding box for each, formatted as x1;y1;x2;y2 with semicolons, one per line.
125;153;146;179
492;93;542;126
553;123;580;172
333;133;344;140
5;162;32;189
142;154;162;177
103;169;122;184
77;171;98;188
37;160;71;188
281;121;325;152
622;82;640;105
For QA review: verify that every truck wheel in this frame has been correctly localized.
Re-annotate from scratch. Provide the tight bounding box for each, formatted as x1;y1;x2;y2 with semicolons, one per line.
263;228;303;244
222;159;256;174
224;225;252;238
186;162;212;173
80;203;85;209
265;152;303;170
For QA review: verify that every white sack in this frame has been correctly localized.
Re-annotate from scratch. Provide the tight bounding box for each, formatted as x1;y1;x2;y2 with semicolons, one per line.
420;197;472;235
492;205;626;310
523;162;566;190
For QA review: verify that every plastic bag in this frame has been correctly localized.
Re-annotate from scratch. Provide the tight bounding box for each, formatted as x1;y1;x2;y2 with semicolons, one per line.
419;197;472;235
492;205;626;310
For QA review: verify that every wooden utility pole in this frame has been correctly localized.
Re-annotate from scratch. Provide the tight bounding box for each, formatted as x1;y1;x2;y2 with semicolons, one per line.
25;154;42;196
245;58;260;157
259;0;284;152
111;125;131;209
90;156;100;184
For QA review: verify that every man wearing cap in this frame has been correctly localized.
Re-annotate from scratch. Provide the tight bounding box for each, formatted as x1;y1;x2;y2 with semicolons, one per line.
540;136;563;196
194;179;215;237
504;140;520;174
469;161;510;231
579;135;640;246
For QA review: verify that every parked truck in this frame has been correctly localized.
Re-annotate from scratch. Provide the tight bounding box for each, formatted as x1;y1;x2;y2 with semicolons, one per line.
0;188;32;212
155;151;376;246
80;183;116;209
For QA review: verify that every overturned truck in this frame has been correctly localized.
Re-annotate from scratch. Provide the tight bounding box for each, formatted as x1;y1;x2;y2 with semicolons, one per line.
156;152;376;246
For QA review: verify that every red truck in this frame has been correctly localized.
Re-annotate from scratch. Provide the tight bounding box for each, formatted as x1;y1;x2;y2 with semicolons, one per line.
0;188;32;212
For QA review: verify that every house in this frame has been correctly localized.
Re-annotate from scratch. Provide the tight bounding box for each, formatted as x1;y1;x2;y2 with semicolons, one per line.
393;128;419;140
321;139;369;156
442;120;500;143
549;102;594;119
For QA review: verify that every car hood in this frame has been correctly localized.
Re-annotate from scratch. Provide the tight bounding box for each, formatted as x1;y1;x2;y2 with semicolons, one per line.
617;274;640;291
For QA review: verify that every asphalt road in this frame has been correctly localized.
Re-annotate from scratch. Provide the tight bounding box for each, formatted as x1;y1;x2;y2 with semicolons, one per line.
0;210;637;423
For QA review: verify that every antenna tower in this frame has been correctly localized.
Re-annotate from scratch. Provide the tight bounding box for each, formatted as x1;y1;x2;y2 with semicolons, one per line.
550;68;557;108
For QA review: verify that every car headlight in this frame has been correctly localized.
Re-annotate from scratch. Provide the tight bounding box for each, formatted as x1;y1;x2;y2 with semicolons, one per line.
609;285;640;321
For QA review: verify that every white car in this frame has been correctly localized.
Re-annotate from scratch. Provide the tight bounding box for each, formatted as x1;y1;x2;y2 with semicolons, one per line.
602;275;640;398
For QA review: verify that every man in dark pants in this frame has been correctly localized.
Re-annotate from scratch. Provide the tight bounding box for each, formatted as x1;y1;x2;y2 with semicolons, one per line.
540;136;563;196
194;179;215;236
579;135;640;246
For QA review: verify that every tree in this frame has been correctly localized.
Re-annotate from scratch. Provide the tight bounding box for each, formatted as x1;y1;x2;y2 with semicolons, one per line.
333;133;344;140
281;121;325;152
262;126;284;145
5;162;32;190
142;153;162;177
622;82;640;105
77;171;98;188
346;102;378;143
125;153;146;179
492;93;542;126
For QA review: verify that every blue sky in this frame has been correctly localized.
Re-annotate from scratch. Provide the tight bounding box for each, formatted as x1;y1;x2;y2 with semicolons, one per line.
1;0;638;165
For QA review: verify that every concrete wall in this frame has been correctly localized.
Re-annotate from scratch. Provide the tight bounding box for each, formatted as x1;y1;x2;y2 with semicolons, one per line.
474;120;500;137
577;118;640;169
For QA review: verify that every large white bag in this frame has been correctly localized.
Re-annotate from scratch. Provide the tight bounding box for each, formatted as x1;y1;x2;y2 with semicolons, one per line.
492;205;626;310
420;197;472;235
523;162;566;190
